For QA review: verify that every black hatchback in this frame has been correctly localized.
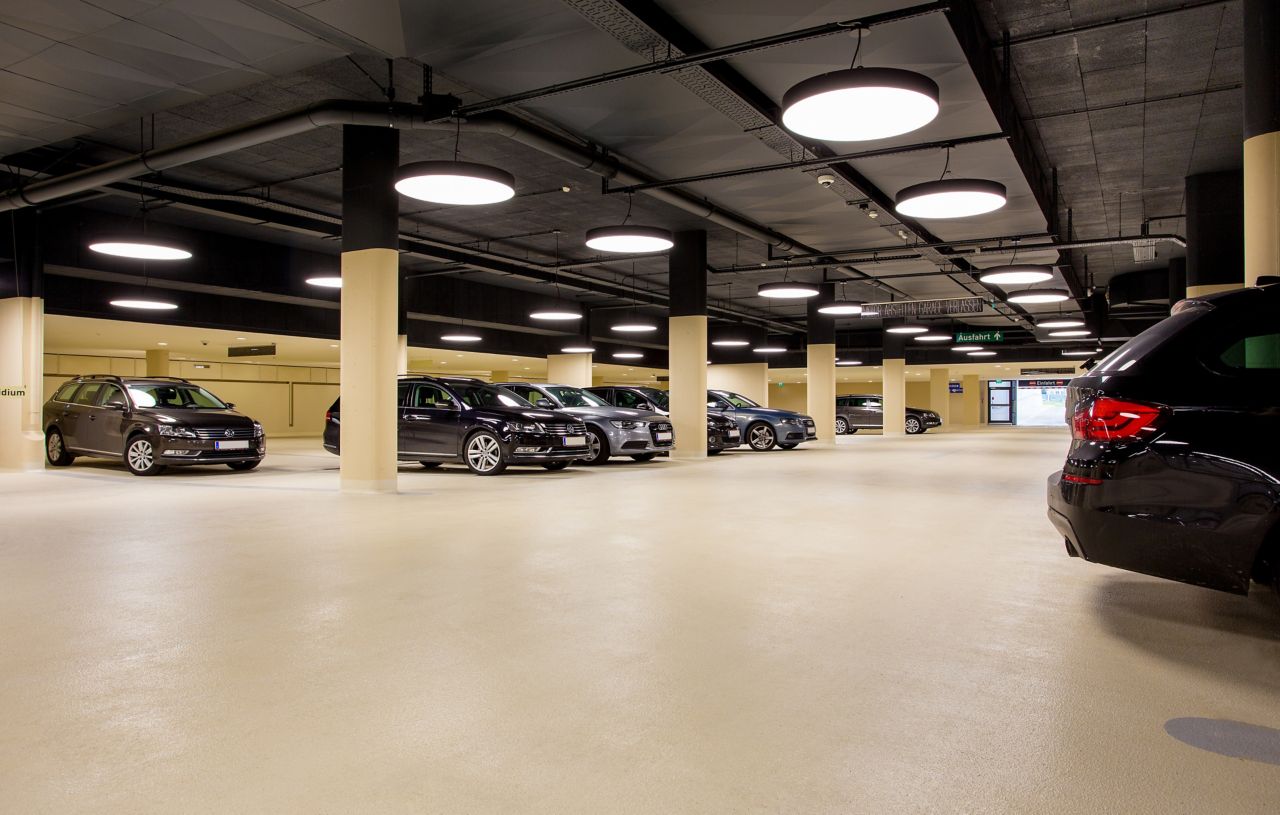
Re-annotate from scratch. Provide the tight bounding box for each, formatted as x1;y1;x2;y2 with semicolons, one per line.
323;376;588;475
1047;282;1280;596
42;375;265;476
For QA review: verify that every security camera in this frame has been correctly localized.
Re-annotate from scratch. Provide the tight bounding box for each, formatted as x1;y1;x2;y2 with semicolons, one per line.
816;173;836;188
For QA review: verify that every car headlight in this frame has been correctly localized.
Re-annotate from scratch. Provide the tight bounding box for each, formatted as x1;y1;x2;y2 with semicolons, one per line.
779;417;800;425
252;421;264;437
157;425;197;438
510;421;544;433
610;420;648;429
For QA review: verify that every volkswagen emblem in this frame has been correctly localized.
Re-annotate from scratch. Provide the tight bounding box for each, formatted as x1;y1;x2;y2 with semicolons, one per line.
224;429;235;438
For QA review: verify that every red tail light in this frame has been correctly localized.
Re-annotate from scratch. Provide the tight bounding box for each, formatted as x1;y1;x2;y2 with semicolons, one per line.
1071;397;1162;442
325;410;332;422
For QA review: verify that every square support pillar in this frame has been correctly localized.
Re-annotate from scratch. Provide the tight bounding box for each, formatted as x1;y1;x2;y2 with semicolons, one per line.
145;349;170;377
669;316;707;460
929;367;951;430
0;297;45;470
396;335;409;376
547;353;592;387
961;374;982;425
881;358;906;435
806;344;836;443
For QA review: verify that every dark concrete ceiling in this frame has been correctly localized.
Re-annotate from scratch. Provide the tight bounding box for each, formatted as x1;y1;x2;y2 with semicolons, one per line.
2;0;1246;352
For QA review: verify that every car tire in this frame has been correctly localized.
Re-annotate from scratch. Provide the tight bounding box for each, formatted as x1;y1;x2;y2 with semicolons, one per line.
905;416;924;435
463;430;508;476
124;435;166;476
583;427;611;465
847;428;859;434
778;442;798;450
746;422;776;451
45;429;74;466
835;417;848;435
542;461;571;471
418;461;442;469
227;460;260;471
707;448;723;456
630;452;657;462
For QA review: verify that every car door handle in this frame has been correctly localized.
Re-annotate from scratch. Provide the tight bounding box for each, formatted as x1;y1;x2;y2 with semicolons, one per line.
405;414;429;421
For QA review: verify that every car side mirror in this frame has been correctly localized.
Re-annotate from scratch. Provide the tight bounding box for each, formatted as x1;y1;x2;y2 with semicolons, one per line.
535;398;554;409
104;400;127;410
224;402;235;409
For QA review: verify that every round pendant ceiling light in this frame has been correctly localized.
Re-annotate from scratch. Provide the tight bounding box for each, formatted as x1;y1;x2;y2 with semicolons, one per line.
394;160;515;205
529;308;583;321
753;345;788;354
1036;317;1085;329
611;320;658;333
914;332;952;342
711;338;750;347
952;345;983;352
89;239;192;261
758;281;821;299
561;342;596;353
110;298;178;310
978;265;1054;286
1006;287;1070;304
1048;329;1092;337
818;299;865;315
781;67;939;142
612;350;644;359
1062;348;1103;357
306;275;342;288
585;226;673;254
440;331;482;343
836;359;863;366
967;350;997;357
886;324;928;334
895;178;1007;219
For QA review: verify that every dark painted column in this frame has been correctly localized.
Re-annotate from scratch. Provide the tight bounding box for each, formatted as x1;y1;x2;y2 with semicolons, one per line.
668;230;707;459
339;125;401;492
1243;0;1278;288
0;209;45;469
806;283;835;441
1184;170;1243;297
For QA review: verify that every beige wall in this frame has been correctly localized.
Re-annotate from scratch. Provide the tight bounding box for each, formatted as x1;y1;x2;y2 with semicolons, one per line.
43;353;339;438
708;363;770;407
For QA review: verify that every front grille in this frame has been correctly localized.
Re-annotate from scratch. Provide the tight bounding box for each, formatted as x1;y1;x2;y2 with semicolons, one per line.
541;421;586;436
193;427;255;440
622;440;649;451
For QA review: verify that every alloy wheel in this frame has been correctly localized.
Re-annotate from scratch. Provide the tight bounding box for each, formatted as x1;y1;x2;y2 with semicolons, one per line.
128;439;154;472
906;417;922;434
588;431;603;460
749;424;775;450
835;418;848;435
466;434;502;473
47;433;62;460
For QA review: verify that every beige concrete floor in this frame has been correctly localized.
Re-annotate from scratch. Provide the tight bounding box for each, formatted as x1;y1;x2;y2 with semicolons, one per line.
2;429;1278;814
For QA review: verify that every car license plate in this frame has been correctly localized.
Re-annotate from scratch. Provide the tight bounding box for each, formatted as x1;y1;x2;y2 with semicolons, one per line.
655;431;673;441
728;430;739;438
215;440;249;450
563;436;586;447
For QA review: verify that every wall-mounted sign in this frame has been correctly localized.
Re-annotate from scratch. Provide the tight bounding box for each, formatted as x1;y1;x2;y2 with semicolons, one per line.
1;386;28;398
1020;367;1075;375
864;296;986;319
228;344;277;358
955;330;1003;343
1019;378;1072;389
948;382;963;394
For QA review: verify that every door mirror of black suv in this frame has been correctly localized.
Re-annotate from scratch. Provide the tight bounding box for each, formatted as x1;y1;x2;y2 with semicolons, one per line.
535;398;555;409
225;402;235;409
104;399;127;410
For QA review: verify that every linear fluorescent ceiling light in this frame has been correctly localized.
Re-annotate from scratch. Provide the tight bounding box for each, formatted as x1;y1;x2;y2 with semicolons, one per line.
89;240;192;260
758;281;820;298
1048;329;1092;337
781;68;939;141
440;332;482;343
952;345;983;352
611;320;658;333
817;299;864;315
978;265;1054;285
529;309;583;321
1007;287;1070;304
561;343;595;353
612;350;644;359
1036;318;1085;329
394;160;515;205
585;226;673;253
894;179;1007;219
306;276;342;288
110;298;178;310
914;332;952;342
886;325;928;334
1062;348;1102;356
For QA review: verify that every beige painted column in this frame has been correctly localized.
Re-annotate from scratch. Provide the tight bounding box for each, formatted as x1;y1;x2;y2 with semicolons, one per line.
929;367;951;430
961;374;982;426
340;248;400;493
806;343;836;443
881;358;906;435
546;353;591;387
0;297;45;470
707;362;769;406
669;315;708;460
145;349;170;377
1245;133;1279;287
396;334;409;376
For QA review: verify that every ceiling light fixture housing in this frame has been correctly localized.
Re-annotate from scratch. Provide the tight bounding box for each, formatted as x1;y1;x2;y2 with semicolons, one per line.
612;350;644;360
611;320;658;333
711;338;750;347
836;360;863;366
89;239;192;261
1062;348;1103;356
952;345;983;352
753;345;788;354
914;332;952;342
757;281;821;299
306;276;342;288
440;331;482;343
561;343;595;353
110;298;178;310
529;309;583;321
394;160;516;205
1036;318;1086;329
781;67;940;142
894;178;1007;219
1007;287;1070;304
967;350;997;357
978;265;1054;286
1048;329;1093;337
817;299;865;315
886;325;928;334
584;226;673;253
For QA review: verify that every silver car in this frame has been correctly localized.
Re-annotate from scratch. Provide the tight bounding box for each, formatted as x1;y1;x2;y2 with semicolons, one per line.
707;390;816;451
500;383;674;464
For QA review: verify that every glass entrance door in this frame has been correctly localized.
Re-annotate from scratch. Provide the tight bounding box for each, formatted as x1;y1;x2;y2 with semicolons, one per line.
988;380;1014;424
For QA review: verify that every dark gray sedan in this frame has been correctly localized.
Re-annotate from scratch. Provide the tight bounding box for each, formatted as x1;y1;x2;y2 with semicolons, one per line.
707;390;815;451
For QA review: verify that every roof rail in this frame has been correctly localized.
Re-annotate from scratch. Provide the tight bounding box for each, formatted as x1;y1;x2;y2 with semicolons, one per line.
69;374;127;383
140;376;194;383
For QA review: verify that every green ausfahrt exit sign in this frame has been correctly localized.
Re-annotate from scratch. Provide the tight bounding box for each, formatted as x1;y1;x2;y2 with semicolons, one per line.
955;330;1004;343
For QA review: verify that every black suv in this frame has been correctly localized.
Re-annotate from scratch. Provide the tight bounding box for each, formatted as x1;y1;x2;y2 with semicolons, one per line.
323;376;588;475
42;375;265;476
1047;282;1280;596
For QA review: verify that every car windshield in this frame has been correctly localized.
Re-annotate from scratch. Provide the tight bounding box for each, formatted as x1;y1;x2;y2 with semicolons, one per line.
719;392;759;408
545;386;609;408
635;388;669;410
127;383;227;409
451;383;528;409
